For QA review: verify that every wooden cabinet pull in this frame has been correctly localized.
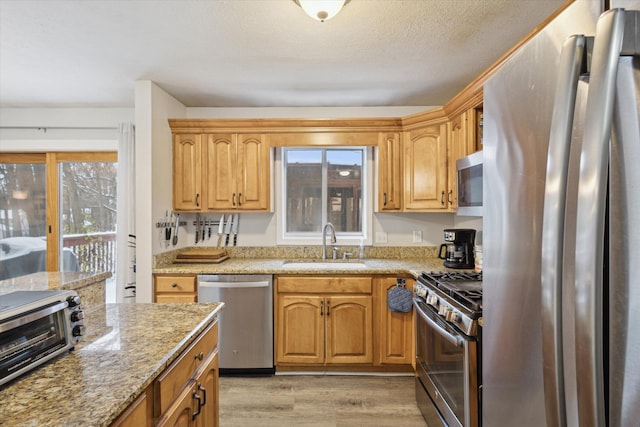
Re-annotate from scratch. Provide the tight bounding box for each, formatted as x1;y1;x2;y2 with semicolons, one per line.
326;300;331;316
320;300;324;316
448;190;453;205
441;191;445;205
383;192;387;206
232;193;236;206
195;351;204;361
195;193;200;207
238;193;242;206
171;283;178;288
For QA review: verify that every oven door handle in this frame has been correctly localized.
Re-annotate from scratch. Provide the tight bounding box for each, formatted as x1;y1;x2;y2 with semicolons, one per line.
414;298;463;347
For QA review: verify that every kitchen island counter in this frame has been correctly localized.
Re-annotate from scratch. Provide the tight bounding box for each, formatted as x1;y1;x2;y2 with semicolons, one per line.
0;301;224;427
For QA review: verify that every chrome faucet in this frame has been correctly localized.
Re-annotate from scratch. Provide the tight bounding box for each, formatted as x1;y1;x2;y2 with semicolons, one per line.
321;222;337;260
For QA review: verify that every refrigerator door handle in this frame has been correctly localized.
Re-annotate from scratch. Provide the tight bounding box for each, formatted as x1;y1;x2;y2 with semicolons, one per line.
541;34;588;427
574;9;627;427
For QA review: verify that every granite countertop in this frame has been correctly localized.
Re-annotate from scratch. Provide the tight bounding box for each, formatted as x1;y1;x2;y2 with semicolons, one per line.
0;302;224;427
153;257;449;278
0;271;112;293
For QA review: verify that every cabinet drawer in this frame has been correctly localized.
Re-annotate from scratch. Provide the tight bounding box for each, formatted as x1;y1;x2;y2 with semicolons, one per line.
155;321;218;415
155;275;196;293
277;276;372;293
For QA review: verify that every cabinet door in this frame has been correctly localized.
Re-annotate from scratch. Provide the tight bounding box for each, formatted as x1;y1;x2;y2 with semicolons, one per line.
236;134;270;211
276;295;324;364
325;295;373;364
375;278;414;365
377;133;402;211
403;124;448;211
205;134;236;210
194;350;219;427
173;134;202;211
447;113;468;211
155;381;197;427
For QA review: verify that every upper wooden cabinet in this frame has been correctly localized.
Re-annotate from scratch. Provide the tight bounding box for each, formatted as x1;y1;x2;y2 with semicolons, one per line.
172;133;271;212
173;134;203;211
446;105;483;211
377;132;402;211
403;124;448;211
206;133;270;211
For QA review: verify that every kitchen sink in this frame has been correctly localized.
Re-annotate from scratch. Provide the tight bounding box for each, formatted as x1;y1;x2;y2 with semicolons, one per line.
281;260;367;270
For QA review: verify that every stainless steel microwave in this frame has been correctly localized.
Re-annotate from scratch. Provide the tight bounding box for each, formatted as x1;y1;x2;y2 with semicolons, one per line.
456;151;483;216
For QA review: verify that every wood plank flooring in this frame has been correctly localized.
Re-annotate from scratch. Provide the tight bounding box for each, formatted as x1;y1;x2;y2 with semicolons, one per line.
219;374;428;426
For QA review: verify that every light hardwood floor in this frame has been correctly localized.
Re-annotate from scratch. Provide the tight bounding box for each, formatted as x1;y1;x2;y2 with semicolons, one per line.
219;374;428;426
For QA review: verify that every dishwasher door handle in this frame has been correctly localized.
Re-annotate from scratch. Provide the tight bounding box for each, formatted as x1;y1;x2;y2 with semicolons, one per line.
198;281;270;289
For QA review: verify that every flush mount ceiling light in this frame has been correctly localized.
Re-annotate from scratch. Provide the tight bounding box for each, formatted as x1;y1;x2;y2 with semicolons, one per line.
294;0;350;22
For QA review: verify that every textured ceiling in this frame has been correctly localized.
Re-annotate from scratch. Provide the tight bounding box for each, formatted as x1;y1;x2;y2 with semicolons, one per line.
0;0;568;108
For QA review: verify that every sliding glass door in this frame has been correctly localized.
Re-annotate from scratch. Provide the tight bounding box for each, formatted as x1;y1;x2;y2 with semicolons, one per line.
0;152;117;281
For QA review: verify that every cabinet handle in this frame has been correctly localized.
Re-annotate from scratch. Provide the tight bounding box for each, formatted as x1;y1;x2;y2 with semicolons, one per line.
198;384;207;407
383;192;387;206
320;300;324;316
441;191;445;205
171;283;178;288
238;193;242;206
195;351;204;361
192;390;202;420
232;193;236;206
327;300;331;316
196;193;200;207
448;190;453;205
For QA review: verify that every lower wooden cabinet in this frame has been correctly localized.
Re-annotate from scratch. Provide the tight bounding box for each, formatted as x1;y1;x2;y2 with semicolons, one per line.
276;276;373;366
374;277;415;366
111;320;219;427
154;274;197;302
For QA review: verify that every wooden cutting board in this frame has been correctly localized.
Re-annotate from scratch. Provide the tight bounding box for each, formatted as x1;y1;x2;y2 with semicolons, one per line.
174;249;229;263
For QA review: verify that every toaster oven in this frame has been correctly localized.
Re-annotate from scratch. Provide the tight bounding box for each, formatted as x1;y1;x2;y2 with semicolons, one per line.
0;290;85;386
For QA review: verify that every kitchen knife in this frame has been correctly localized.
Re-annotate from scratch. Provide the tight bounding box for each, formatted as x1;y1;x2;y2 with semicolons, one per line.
216;214;225;247
232;213;239;246
172;212;179;246
195;213;200;244
224;214;232;246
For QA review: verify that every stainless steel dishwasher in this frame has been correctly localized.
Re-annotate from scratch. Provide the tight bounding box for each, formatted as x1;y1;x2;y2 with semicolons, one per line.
197;274;274;376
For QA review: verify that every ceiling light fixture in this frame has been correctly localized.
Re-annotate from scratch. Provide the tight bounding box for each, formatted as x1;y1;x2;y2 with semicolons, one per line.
294;0;350;23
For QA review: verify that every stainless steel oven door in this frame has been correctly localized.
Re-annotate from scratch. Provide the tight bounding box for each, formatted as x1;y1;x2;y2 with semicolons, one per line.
414;298;479;427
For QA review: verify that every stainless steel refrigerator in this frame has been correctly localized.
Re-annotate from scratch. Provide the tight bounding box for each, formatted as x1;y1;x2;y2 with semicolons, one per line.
483;2;640;426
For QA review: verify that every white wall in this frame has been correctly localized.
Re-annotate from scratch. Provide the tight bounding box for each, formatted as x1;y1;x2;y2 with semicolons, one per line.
134;81;187;303
0;107;133;150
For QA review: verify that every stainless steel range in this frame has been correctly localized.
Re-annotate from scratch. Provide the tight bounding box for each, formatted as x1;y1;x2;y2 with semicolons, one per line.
413;271;482;427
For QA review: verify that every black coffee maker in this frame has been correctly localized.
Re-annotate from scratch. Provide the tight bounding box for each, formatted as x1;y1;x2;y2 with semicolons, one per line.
438;229;476;269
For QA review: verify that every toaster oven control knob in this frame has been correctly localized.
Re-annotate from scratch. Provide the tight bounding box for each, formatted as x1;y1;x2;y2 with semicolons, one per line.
66;295;81;308
71;310;85;322
72;324;85;337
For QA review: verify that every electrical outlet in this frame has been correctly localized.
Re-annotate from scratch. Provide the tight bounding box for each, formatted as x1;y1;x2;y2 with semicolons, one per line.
413;230;423;243
375;231;388;243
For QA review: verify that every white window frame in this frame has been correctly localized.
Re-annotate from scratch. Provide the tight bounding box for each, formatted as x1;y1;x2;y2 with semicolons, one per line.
275;146;373;246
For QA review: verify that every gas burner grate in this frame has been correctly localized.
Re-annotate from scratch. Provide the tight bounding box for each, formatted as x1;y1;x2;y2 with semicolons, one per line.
419;271;483;313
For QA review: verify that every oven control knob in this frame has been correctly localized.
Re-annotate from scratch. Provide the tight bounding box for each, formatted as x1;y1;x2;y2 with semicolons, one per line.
427;294;438;306
72;325;85;337
446;311;460;323
438;305;450;317
71;310;85;322
66;295;81;308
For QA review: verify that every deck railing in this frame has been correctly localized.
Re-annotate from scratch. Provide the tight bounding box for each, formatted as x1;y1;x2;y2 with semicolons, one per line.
63;231;116;274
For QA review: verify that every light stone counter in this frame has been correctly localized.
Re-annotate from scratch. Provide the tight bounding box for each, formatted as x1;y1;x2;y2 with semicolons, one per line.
0;302;224;427
153;246;463;278
0;271;111;309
